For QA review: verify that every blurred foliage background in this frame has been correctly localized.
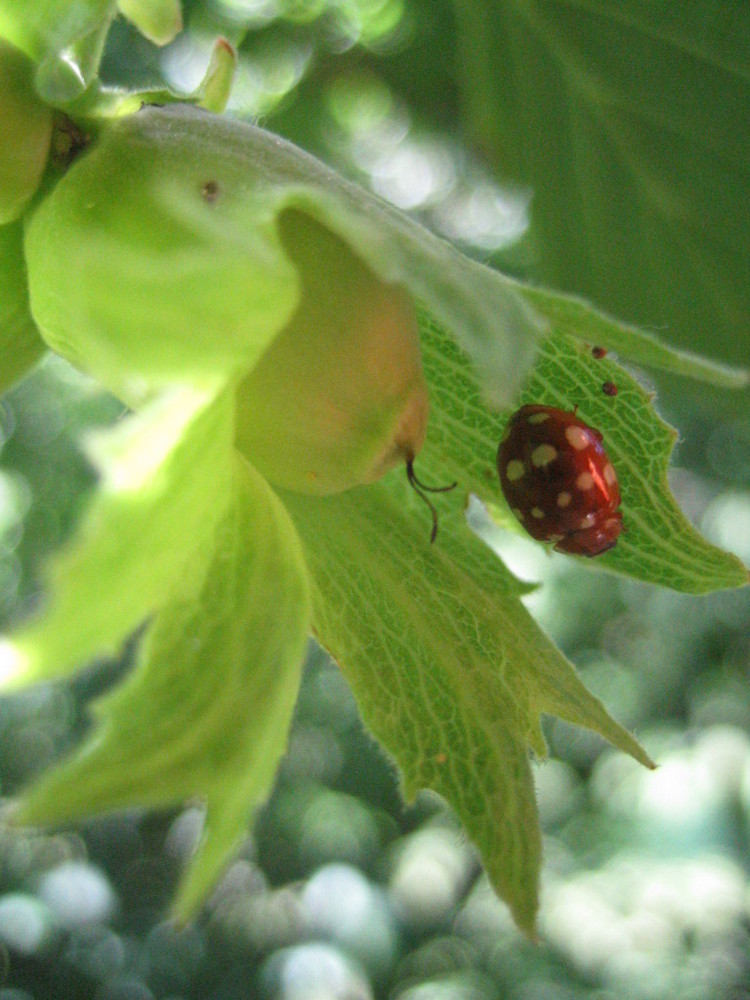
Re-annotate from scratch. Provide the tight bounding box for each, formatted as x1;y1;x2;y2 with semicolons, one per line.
2;1;750;998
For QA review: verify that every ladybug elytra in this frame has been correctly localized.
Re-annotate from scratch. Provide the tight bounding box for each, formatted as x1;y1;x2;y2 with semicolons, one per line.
497;404;623;557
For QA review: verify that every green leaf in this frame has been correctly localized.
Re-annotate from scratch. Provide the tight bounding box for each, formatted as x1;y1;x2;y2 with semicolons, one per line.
25;104;543;406
518;284;750;389
0;39;53;224
0;0;112;61
283;478;652;935
116;0;181;46
417;312;748;593
194;37;236;114
60;36;238;119
453;1;750;365
23;108;302;400
0;0;185;104
0;221;46;393
15;455;311;921
0;385;235;689
0;0;115;103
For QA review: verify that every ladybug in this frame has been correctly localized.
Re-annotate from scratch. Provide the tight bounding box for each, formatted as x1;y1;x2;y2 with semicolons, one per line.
497;404;623;557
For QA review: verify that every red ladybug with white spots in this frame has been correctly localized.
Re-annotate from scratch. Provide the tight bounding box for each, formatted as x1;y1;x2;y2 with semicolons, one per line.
497;404;623;557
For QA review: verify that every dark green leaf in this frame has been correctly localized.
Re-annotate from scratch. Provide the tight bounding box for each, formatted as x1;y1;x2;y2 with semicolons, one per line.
454;1;750;364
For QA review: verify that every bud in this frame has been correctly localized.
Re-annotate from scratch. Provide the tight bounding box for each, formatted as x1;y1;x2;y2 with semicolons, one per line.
0;39;53;223
235;208;429;494
23;105;430;494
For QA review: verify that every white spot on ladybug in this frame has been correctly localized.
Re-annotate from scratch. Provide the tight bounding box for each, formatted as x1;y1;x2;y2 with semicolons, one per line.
531;443;557;468
565;425;590;451
512;507;525;521
497;404;623;557
506;460;525;482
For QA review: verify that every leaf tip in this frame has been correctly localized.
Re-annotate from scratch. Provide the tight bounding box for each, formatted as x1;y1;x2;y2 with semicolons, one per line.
509;894;539;940
117;0;183;46
618;732;656;771
168;893;197;929
521;921;540;944
197;37;237;114
169;850;219;927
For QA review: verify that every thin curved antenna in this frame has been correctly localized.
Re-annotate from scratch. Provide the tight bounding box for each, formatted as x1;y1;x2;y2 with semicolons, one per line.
405;459;458;543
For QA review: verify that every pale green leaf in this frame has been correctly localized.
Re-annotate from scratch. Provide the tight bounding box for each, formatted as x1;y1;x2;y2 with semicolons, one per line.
0;0;115;103
0;40;53;224
45;39;236;119
0;0;111;63
116;0;181;46
0;385;235;688
417;312;748;593
0;0;185;103
0;221;46;393
453;1;750;365
25;104;543;406
195;37;236;113
23;110;300;401
15;455;311;920
283;478;652;935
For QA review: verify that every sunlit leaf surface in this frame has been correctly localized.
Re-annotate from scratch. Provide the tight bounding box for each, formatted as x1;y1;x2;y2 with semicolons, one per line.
16;456;311;921
0;387;235;688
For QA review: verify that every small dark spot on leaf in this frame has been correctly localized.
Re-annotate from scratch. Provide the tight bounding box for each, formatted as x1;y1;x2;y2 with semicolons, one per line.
602;381;618;397
201;180;220;202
